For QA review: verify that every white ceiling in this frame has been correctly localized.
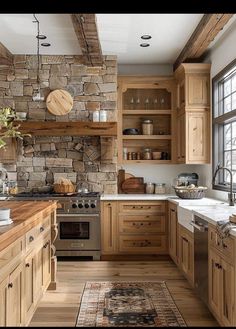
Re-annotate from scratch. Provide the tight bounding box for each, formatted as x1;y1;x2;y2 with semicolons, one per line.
0;14;234;65
0;14;82;55
96;14;203;64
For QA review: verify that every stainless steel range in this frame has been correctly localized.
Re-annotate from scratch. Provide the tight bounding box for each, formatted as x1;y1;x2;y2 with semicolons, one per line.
15;191;101;260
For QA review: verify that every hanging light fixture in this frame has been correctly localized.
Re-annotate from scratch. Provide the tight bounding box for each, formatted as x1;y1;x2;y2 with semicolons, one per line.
32;14;47;102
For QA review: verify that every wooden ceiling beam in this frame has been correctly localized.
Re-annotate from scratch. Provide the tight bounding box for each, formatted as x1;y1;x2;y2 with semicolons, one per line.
71;14;103;66
0;42;13;65
173;14;234;71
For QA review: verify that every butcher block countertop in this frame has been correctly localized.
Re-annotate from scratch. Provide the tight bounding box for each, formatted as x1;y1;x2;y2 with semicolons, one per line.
0;200;57;252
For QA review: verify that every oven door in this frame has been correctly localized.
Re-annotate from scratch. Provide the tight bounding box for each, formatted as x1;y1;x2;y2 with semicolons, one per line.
55;214;100;251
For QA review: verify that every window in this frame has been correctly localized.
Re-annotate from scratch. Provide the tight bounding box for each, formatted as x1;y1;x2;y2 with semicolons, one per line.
213;59;236;191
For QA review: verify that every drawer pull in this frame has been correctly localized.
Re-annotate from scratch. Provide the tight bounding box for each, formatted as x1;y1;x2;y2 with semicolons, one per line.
29;236;34;242
215;262;220;268
8;283;13;288
40;226;45;233
140;223;143;226
223;243;227;249
43;241;49;249
25;263;30;267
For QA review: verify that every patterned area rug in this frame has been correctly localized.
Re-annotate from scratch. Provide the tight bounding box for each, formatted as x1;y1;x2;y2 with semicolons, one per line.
76;281;187;327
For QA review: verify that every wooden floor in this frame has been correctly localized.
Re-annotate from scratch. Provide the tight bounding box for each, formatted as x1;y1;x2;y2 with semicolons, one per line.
29;259;218;327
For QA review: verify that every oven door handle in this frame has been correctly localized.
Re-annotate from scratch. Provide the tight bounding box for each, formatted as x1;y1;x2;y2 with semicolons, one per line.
57;213;99;217
190;221;208;232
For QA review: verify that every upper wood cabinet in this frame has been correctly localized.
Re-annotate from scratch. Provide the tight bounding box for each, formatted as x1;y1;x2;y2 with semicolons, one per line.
174;63;211;164
0;138;17;163
117;76;177;164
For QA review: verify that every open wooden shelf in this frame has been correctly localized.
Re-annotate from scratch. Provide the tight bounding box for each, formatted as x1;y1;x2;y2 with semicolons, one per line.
123;110;172;115
122;135;172;140
14;121;117;136
122;159;172;164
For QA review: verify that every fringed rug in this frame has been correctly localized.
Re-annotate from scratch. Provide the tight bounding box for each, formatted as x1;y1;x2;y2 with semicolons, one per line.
76;281;187;327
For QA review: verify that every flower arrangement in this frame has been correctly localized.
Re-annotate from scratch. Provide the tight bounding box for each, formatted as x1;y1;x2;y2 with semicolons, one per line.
0;107;28;148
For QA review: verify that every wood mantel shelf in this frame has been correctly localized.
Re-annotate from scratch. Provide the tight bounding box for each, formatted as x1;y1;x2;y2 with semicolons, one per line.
14;121;117;136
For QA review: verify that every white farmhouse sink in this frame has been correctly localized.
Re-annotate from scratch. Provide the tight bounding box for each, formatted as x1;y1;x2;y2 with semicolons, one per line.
177;200;226;232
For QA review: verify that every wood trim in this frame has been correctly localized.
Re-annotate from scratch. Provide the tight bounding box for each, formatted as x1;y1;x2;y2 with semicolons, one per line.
174;14;234;71
71;14;103;66
0;42;13;65
13;121;117;136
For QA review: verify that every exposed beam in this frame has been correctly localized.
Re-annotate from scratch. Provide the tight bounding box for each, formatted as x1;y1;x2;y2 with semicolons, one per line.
71;14;103;66
0;42;13;65
173;14;234;71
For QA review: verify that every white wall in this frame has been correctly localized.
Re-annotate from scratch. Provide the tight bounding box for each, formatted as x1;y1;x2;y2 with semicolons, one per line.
197;15;236;202
118;64;173;75
119;164;204;194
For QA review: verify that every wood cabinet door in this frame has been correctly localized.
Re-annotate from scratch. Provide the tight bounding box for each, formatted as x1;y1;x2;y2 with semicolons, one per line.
42;237;51;291
168;204;178;265
187;75;209;107
0;276;8;326
6;262;24;327
0;137;16;163
186;110;210;163
101;201;118;254
208;249;221;318
220;258;235;326
24;253;35;324
34;247;43;303
178;226;194;284
177;113;186;163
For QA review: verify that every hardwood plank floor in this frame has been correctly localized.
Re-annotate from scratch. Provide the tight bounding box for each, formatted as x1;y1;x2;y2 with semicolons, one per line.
29;259;218;327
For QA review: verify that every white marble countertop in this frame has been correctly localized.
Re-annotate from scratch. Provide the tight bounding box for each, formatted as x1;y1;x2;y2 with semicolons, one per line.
100;194;177;200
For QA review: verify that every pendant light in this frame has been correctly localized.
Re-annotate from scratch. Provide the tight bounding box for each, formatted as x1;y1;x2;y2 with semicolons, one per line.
32;14;46;102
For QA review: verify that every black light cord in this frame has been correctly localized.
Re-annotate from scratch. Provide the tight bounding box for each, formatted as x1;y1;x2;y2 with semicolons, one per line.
32;14;40;86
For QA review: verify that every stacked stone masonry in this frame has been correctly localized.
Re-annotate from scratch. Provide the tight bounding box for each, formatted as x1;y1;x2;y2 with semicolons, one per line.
0;55;118;193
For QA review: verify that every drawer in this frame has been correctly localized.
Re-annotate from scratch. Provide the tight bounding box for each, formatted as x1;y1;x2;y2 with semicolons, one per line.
119;201;166;214
26;216;51;250
0;237;24;270
209;226;234;263
119;235;168;254
119;215;166;234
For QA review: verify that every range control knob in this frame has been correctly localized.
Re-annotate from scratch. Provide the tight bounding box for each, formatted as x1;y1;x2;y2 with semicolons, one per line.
91;203;96;208
78;203;84;208
84;203;90;209
72;203;77;208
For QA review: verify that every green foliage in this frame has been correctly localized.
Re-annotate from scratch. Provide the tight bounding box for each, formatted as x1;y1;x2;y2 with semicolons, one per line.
0;107;29;148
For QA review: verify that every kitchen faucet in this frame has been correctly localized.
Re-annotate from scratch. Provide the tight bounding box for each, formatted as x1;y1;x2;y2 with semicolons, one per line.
212;164;235;206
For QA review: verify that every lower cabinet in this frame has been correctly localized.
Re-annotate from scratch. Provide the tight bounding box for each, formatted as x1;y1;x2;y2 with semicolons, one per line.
101;200;168;256
168;202;178;265
178;224;194;286
208;225;235;326
0;262;24;327
0;217;52;327
101;201;118;254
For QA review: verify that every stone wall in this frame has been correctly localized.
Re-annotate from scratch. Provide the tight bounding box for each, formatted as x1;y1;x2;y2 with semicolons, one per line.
0;55;118;193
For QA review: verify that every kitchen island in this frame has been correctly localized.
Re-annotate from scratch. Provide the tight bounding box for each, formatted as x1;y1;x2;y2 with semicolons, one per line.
0;200;57;326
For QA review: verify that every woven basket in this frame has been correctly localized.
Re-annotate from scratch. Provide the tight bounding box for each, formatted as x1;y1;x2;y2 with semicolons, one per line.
53;183;75;194
174;187;207;199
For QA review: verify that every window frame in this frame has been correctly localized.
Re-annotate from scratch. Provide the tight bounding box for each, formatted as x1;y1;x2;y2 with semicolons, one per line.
212;58;236;193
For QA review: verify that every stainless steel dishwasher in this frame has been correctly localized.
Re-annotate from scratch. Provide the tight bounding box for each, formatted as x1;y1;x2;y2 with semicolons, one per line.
191;215;209;306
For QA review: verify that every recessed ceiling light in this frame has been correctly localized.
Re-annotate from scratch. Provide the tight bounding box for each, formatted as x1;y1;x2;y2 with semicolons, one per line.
36;35;47;40
41;43;51;47
140;43;150;47
141;35;152;40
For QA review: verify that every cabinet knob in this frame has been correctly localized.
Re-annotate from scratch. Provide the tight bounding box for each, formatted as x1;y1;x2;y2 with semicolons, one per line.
140;223;144;226
43;241;49;248
40;226;44;233
223;243;227;249
25;263;30;267
29;236;34;242
8;283;13;288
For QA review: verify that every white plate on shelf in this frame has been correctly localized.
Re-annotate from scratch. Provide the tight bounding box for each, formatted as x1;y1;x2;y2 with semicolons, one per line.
0;218;13;227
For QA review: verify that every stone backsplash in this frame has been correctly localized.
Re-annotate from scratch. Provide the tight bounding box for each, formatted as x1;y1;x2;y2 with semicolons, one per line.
0;55;118;193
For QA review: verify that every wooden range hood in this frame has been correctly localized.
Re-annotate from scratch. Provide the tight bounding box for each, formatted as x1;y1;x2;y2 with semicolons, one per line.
13;121;117;137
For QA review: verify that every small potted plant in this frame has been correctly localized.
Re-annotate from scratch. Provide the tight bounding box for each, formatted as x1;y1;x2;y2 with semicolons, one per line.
0;107;28;148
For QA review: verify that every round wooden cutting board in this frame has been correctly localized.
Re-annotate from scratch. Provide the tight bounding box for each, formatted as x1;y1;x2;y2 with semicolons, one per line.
46;89;73;116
